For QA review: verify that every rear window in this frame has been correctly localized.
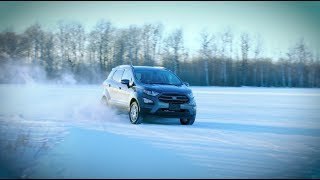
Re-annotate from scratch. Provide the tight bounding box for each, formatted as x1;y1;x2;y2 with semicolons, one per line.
107;69;116;79
112;69;124;82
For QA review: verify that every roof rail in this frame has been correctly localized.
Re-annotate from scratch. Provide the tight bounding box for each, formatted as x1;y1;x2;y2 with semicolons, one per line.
117;64;131;68
155;66;165;69
117;65;165;70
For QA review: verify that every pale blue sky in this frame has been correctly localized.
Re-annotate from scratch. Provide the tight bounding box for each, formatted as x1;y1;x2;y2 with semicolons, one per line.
1;1;320;58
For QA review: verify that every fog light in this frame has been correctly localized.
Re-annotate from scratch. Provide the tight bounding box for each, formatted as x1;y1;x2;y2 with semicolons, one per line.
143;98;154;104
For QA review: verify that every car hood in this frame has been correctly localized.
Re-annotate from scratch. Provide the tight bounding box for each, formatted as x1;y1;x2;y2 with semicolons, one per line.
143;84;191;94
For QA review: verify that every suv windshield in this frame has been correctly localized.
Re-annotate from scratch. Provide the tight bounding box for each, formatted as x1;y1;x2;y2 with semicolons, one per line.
134;69;182;86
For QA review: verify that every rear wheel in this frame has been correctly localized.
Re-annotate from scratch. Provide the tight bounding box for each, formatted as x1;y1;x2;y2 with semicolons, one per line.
100;96;110;107
129;101;143;124
180;116;195;125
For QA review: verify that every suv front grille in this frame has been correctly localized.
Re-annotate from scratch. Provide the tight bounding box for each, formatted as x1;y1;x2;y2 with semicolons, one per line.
158;94;189;104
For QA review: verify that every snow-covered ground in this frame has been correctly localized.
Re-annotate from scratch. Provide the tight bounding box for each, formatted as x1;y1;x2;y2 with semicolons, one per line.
0;84;320;178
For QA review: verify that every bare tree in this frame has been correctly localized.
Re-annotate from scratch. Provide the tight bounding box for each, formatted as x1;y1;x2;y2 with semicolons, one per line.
57;21;72;73
140;23;164;66
279;57;286;87
220;28;233;86
253;34;263;86
69;22;86;77
113;29;127;67
42;31;56;79
0;30;22;60
286;50;294;87
24;24;44;65
240;32;250;86
295;38;309;87
210;34;218;86
126;25;141;65
286;38;311;87
199;30;212;86
151;23;164;65
89;20;113;73
165;28;184;75
141;24;152;66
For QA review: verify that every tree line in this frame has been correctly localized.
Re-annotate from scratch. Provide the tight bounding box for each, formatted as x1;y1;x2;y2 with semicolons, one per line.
0;20;319;87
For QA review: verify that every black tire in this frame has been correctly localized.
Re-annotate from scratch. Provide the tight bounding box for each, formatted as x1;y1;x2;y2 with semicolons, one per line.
129;101;143;124
180;116;195;125
100;96;110;107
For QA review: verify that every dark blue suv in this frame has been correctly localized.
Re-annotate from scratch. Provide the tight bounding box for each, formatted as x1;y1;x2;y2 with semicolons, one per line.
101;65;196;125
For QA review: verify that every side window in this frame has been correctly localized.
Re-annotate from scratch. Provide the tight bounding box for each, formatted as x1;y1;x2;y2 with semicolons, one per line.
168;73;174;83
112;69;124;82
121;69;132;82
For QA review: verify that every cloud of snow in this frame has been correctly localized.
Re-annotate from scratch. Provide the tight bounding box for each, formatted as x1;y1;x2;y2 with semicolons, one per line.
0;59;126;130
0;60;79;85
0;60;46;84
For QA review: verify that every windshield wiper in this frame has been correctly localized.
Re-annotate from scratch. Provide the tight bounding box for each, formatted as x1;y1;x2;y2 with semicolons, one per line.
153;82;181;86
141;81;153;84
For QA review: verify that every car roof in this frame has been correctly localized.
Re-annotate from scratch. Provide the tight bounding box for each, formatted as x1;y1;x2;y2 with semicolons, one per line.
132;66;165;70
114;65;166;70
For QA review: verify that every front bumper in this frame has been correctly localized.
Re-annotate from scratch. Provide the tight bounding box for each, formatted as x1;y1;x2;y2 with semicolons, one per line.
138;94;196;118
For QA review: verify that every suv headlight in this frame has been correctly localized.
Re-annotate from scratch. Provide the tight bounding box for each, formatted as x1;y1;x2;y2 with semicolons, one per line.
188;92;196;105
143;90;159;96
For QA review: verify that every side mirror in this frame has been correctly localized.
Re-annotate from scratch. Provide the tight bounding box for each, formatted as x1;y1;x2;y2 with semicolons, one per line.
121;79;130;87
184;82;189;87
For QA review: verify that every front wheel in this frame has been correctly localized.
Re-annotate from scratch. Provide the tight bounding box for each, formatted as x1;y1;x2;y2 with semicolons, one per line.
129;101;143;124
180;116;195;125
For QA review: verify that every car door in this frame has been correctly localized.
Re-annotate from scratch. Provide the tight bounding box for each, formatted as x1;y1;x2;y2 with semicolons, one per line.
118;68;133;109
109;68;124;105
103;69;115;99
